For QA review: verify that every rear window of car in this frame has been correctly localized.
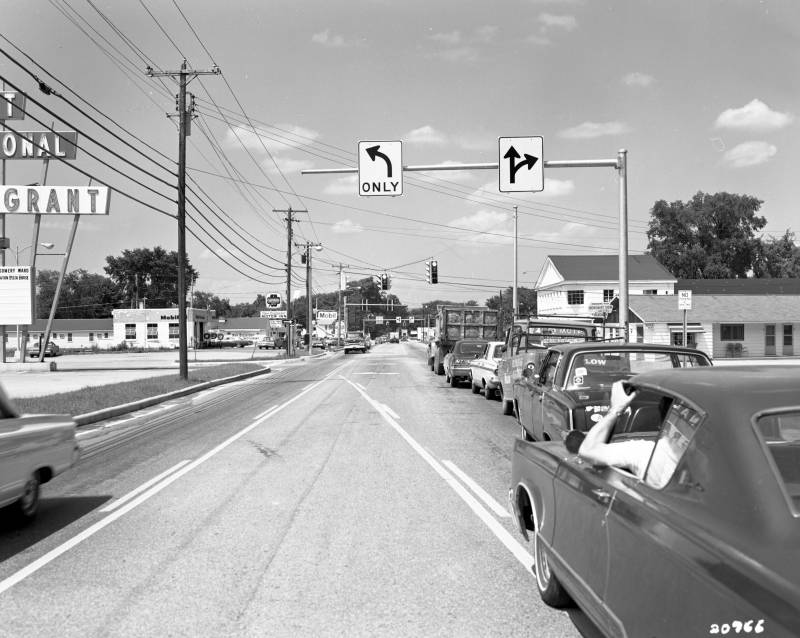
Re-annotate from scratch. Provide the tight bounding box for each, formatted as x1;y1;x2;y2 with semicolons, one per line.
755;411;800;515
456;342;486;356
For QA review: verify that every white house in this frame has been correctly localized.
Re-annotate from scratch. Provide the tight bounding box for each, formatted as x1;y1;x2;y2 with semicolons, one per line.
534;254;676;320
111;307;216;349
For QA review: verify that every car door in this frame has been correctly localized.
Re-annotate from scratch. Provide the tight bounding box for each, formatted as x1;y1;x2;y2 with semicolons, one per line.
530;352;560;440
550;456;612;614
0;419;26;505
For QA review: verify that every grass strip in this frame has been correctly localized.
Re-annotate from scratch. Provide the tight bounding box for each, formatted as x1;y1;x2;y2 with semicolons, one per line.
14;362;264;416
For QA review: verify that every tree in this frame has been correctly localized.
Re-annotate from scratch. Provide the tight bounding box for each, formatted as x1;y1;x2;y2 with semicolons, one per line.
754;230;800;278
646;191;766;278
36;268;122;318
192;290;232;317
104;247;198;308
485;286;537;330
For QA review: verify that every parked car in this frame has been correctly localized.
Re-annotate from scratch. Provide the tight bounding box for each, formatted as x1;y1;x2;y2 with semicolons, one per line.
28;341;60;357
497;318;599;417
516;342;712;442
468;340;506;399
344;331;367;354
442;339;487;387
0;382;80;522
509;365;800;637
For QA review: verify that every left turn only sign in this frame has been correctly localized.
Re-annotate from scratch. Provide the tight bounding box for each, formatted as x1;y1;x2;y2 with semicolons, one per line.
358;141;402;196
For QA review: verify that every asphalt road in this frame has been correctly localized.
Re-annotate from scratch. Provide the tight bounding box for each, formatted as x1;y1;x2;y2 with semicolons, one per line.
0;342;596;638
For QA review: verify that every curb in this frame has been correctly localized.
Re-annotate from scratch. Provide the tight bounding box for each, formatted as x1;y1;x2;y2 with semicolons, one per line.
74;367;271;427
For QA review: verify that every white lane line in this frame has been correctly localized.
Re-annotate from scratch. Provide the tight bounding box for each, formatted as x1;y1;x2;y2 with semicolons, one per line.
441;460;510;518
99;461;192;513
341;377;533;572
254;405;279;420
0;362;351;596
353;372;399;375
382;404;400;421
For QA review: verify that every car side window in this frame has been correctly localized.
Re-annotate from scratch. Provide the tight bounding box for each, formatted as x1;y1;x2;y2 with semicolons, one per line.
643;401;703;489
755;411;800;515
538;353;559;388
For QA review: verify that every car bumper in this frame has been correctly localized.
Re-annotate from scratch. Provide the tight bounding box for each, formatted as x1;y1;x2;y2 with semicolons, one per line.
450;366;471;378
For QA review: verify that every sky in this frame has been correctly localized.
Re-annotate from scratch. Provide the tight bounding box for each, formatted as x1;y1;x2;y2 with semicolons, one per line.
1;0;798;309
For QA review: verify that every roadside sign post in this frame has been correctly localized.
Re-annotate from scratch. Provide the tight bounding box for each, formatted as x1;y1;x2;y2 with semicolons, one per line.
678;290;692;347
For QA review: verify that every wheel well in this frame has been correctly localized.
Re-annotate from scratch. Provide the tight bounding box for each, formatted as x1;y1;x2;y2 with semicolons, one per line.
515;485;537;533
542;433;552;442
36;467;53;484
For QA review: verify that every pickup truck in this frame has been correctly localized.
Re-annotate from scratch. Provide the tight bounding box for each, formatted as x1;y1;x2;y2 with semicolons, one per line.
0;382;80;522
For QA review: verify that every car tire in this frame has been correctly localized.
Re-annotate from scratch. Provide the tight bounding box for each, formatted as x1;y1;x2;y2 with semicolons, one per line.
534;526;573;608
471;376;480;394
449;374;458;388
500;387;514;415
484;385;493;400
445;372;451;384
15;473;41;522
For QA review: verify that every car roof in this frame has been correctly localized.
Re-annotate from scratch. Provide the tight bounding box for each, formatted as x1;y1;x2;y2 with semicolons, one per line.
547;342;705;356
630;365;800;414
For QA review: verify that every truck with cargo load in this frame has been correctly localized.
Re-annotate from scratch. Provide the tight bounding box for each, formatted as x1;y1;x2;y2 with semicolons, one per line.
427;306;499;375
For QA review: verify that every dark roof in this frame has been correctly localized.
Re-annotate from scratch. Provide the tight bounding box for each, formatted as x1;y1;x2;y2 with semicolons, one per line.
677;278;800;295
630;366;800;414
30;318;112;331
549;254;675;282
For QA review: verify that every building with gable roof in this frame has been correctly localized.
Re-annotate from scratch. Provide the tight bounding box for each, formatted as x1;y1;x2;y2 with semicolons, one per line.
534;254;676;319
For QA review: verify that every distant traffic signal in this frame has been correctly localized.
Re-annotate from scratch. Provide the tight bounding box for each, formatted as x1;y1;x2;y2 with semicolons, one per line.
430;260;438;284
380;273;389;290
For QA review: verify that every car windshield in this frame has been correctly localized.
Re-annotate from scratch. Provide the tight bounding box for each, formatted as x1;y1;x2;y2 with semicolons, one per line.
456;342;486;356
565;350;710;391
755;411;800;515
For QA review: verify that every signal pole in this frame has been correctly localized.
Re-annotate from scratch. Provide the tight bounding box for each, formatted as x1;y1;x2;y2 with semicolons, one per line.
147;60;220;379
273;206;307;356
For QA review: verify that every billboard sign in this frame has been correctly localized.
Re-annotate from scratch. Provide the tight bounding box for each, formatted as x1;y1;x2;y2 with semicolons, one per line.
0;92;26;120
0;186;110;215
0;266;33;324
1;131;78;159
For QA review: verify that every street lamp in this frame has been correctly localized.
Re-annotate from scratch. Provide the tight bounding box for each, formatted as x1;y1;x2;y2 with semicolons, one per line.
15;242;54;265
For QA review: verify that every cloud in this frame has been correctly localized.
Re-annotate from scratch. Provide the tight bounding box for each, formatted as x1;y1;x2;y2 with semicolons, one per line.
539;13;578;31
448;209;513;245
472;177;574;201
714;99;793;131
722;141;777;168
225;124;319;154
622;72;654;87
264;156;315;175
474;25;498;43
429;30;461;45
323;175;357;195
433;46;478;62
331;219;364;234
526;34;552;46
311;29;361;48
558;121;631;139
406;125;447;145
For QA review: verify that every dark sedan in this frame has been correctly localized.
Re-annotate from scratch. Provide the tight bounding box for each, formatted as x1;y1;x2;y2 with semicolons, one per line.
516;342;711;442
509;366;800;637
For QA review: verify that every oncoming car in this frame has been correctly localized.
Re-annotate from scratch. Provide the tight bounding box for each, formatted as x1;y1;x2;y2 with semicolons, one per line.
509;366;800;637
516;342;711;442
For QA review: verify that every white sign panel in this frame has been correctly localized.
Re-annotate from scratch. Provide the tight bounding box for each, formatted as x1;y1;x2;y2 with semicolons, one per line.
498;136;543;192
375;316;383;325
265;293;282;308
678;290;692;310
261;310;288;319
358;141;402;196
0;266;33;324
269;320;283;328
316;310;338;325
0;186;110;214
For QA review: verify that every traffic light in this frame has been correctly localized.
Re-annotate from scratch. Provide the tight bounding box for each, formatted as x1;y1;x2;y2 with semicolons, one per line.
380;273;389;290
425;260;431;283
430;260;438;284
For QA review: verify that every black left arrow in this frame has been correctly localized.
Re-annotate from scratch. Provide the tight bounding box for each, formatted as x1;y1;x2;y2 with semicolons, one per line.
366;145;393;178
504;146;538;184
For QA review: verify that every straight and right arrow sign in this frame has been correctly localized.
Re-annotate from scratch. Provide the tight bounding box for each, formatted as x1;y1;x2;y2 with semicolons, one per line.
498;136;544;192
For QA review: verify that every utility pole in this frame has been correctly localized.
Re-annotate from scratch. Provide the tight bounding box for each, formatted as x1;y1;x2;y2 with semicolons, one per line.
147;60;221;380
335;263;348;345
513;205;518;320
274;206;308;357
